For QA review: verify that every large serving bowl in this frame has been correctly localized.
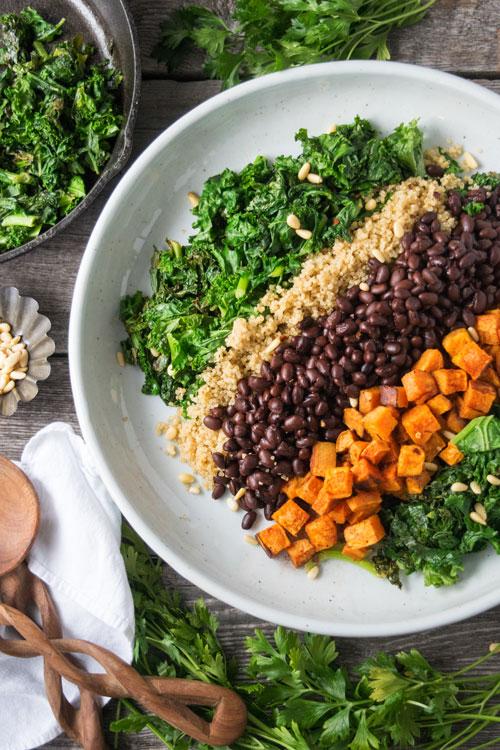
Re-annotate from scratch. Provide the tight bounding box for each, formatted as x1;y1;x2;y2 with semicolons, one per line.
70;61;500;636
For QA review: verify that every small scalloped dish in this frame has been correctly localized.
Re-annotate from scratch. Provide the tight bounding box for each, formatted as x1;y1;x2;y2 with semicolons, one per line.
0;287;55;417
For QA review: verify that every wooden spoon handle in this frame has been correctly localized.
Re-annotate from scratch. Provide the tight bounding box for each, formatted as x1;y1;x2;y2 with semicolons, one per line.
0;601;247;746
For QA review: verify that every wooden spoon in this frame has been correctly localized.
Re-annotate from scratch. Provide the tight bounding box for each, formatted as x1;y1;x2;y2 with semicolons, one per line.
0;455;247;748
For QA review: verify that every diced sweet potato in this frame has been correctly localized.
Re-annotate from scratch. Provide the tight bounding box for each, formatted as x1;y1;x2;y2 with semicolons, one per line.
342;544;368;560
457;396;483;421
343;407;365;437
257;524;291;556
349;440;369;464
359;387;381;414
296;473;323;505
483;367;500;387
414;349;445;373
305;515;338;551
312;484;339;516
272;499;310;536
327;501;350;524
363;406;398;442
445;410;467;434
401;370;438;403
462;380;496;416
380;462;404;492
434;368;468;395
336;429;355;453
439;442;464;466
406;470;431;495
351;458;382;489
310;442;337;477
287;539;316;567
347;490;382;523
283;477;302;500
423;432;446;460
384;436;400;463
379;386;408;409
344;515;385;549
361;440;390;465
452;341;492;380
443;328;474;357
427;394;453;415
402;404;441;445
395;422;411;444
397;444;426;477
323;466;353;499
476;314;500;345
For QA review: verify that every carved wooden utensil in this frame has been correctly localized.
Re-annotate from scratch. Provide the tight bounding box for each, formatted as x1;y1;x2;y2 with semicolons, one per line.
0;455;247;748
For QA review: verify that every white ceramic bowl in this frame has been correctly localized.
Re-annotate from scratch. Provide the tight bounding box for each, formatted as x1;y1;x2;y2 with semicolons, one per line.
70;61;500;636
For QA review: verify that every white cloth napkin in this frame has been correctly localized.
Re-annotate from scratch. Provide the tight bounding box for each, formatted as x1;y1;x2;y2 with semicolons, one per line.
0;423;135;750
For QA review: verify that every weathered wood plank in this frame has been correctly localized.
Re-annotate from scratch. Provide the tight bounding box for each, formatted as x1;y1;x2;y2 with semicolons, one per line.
130;0;500;78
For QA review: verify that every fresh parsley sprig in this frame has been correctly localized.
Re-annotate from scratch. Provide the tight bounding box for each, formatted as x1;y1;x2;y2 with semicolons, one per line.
113;526;500;750
154;0;437;89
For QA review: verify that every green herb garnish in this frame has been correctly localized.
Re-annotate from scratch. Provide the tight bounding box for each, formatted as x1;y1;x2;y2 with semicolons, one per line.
154;0;437;89
120;117;424;408
0;7;122;252
113;525;500;750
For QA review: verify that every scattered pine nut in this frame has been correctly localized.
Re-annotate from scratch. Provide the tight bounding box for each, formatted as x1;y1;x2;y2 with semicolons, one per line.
296;228;312;240
359;281;370;292
470;480;482;495
393;221;405;239
348;397;358;408
165;444;177;457
116;351;125;367
244;534;258;546
297;162;311;181
327;123;337;133
469;511;487;526
474;502;487;521
178;472;195;485
286;213;301;230
189;484;201;495
486;474;500;486
155;421;168;436
306;173;323;185
364;198;377;212
424;462;438;473
165;425;178;440
372;249;385;263
226;497;239;512
234;487;246;501
467;326;479;342
443;430;457;441
263;337;281;355
307;564;320;580
451;482;468;493
187;191;200;207
150;347;160;357
10;370;26;380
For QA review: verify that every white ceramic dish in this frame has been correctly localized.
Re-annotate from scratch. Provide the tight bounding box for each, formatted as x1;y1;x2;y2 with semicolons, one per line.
70;61;500;636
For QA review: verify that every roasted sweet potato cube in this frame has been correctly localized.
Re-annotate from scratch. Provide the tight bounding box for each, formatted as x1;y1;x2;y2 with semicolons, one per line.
305;515;338;551
312;485;339;516
414;349;445;373
336;429;355;453
434;368;468;395
445;410;467;434
439;442;464;466
452;341;492;380
397;444;426;477
483;366;500;387
406;470;431;495
476;314;500;345
349;440;369;464
286;539;316;567
457;396;483;420
283;477;302;500
380;462;404;492
343;407;365;437
347;490;382;523
361;440;390;465
344;515;385;549
359;387;381;414
379;386;408;409
462;380;496;416
310;442;337;477
272;499;310;536
423;432;446;460
401;370;438;403
427;394;453;415
327;501;350;524
395;422;411;444
384;436;400;463
323;466;353;499
401;404;441;445
342;544;368;560
443;328;474;357
363;406;398;442
296;473;323;504
257;525;291;556
351;458;382;489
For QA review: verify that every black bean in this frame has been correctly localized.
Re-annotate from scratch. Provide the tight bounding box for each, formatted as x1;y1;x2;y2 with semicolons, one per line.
426;163;445;177
212;483;225;499
248;376;268;392
203;415;222;431
212;452;226;469
242;511;257;529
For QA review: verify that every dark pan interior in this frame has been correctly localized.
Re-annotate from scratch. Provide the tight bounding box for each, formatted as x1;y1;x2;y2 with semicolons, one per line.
0;0;141;263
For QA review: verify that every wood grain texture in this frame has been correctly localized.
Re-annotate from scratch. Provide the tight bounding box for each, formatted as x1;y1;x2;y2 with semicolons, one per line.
131;0;500;78
0;1;497;745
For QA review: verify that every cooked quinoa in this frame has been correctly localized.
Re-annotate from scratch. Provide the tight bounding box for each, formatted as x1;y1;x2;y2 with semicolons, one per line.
176;175;463;482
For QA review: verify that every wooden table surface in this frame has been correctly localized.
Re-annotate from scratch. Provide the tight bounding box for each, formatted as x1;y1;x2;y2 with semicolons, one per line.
1;1;499;747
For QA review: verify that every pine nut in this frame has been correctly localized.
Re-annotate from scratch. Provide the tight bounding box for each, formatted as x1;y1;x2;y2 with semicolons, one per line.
469;511;487;526
3;380;15;394
359;282;370;292
165;425;178;440
0;332;12;343
307;564;320;580
470;480;482;495
4;352;20;371
234;487;246;501
467;326;479;342
424;462;438;473
451;482;468;493
0;322;11;333
244;534;258;546
349;397;358;408
226;497;239;512
474;502;487;521
187;191;200;207
296;228;312;240
10;370;26;380
393;221;405;239
0;373;8;391
306;173;322;184
286;213;301;229
297;162;311;181
165;444;177;457
327;123;337;133
372;249;385;263
116;351;125;367
189;484;201;495
11;342;26;352
178;472;195;485
263;337;281;355
486;474;500;486
19;350;28;368
364;198;377;211
443;430;457;441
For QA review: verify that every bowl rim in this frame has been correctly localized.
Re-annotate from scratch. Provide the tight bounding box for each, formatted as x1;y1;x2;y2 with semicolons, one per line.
0;0;142;264
70;60;500;636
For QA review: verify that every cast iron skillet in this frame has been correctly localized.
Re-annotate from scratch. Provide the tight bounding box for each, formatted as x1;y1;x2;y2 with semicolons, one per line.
0;0;141;264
